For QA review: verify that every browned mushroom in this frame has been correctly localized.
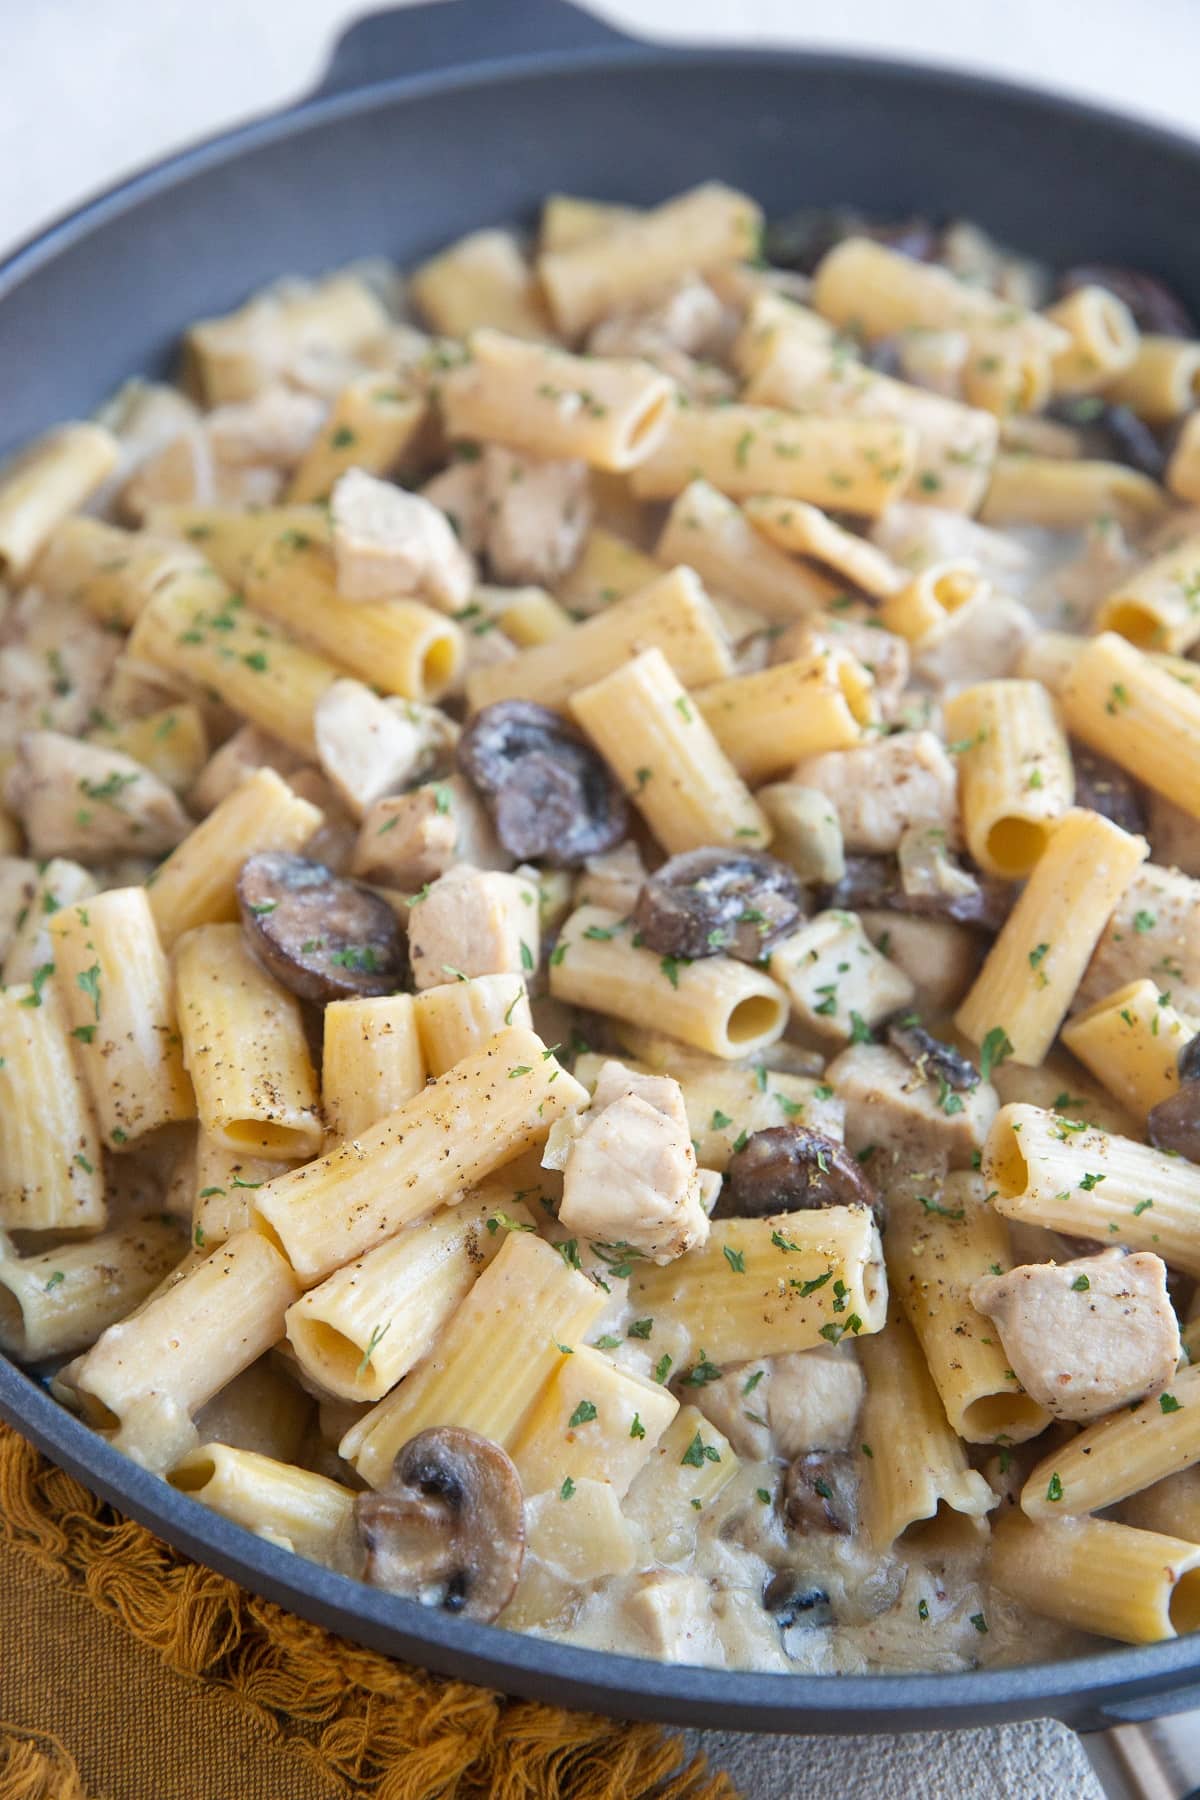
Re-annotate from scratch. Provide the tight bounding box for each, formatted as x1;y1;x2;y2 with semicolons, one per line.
1058;264;1196;338
782;1450;859;1536
1147;1036;1200;1163
456;700;627;866
1046;398;1167;480
632;848;806;963
823;855;1011;932
1070;744;1148;838
886;1017;980;1092
237;852;406;1003
724;1125;880;1219
354;1427;525;1622
764;208;940;275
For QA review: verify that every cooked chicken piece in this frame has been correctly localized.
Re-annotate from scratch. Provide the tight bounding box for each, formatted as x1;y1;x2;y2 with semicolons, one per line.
869;502;1034;595
1073;863;1200;1018
406;864;538;990
0;856;38;961
0;590;123;753
481;446;592;588
897;825;981;908
791;731;958;856
313;679;456;820
7;732;191;861
330;467;475;608
420;459;490;555
1147;792;1200;880
122;388;325;519
352;775;508;888
858;911;983;1016
689;1361;773;1461
2;857;97;984
769;911;914;1043
912;591;1035;695
767;1345;866;1460
556;1058;710;1265
756;783;845;885
625;1571;724;1665
188;723;306;816
971;1250;1180;1423
772;618;910;721
826;1041;997;1170
574;839;647;914
96;377;201;520
588;278;738;403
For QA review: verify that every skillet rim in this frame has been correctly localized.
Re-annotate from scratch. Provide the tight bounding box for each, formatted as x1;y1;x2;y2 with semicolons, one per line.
3;33;1200;1731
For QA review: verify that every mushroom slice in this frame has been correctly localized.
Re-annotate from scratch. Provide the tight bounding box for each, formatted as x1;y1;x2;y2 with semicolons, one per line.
724;1125;880;1219
1070;742;1147;838
632;848;806;963
237;852;405;1003
1058;264;1196;338
886;1017;980;1093
782;1449;859;1536
456;700;627;866
355;1426;524;1622
825;853;1011;933
1147;1086;1200;1163
762;1570;834;1637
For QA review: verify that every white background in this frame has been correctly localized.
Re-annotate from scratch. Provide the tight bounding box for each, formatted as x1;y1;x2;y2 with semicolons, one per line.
3;2;1190;1793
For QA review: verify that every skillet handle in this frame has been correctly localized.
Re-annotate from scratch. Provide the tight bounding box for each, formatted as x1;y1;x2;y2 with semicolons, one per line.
1082;1704;1200;1799
312;0;634;98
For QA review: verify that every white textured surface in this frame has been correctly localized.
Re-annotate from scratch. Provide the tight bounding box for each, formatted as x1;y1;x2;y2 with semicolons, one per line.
2;2;1187;1794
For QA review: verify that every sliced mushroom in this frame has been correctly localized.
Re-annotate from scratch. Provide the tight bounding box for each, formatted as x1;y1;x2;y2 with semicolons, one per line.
765;209;940;276
724;1125;880;1219
782;1450;859;1536
237;852;405;1003
824;854;1011;933
886;1017;980;1092
1058;264;1196;338
355;1426;524;1622
456;700;627;866
632;848;806;963
762;1570;834;1635
1147;1061;1200;1164
1046;398;1167;481
1070;743;1147;838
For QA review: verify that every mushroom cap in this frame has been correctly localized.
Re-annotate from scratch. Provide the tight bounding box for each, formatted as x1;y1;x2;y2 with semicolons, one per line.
632;847;807;963
456;700;627;867
723;1125;881;1220
886;1017;980;1092
782;1449;859;1537
237;852;406;1003
823;854;1011;932
355;1426;525;1623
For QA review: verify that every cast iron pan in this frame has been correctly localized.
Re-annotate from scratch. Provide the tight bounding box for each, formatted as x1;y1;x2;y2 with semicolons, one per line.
3;0;1200;1757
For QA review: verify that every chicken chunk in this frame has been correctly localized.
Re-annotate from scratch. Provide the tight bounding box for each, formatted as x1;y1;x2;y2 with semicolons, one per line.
314;679;457;820
352;775;508;888
773;618;910;722
858;911;982;1016
556;1058;709;1264
481;446;592;588
406;863;539;990
1074;863;1200;1018
574;839;647;914
122;388;325;519
0;590;123;754
769;910;915;1043
7;732;191;861
970;1250;1180;1423
0;857;38;961
1147;793;1200;881
188;723;306;816
755;784;845;885
791;731;958;855
420;459;489;555
912;591;1035;695
767;1346;866;1460
826;1041;998;1170
330;467;475;608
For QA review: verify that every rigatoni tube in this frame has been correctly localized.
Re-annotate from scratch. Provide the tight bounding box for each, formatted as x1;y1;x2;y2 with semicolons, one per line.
992;1511;1200;1645
168;1443;356;1566
0;986;105;1232
148;767;322;951
1062;632;1200;821
1021;1363;1200;1520
549;906;787;1062
695;650;877;785
1093;532;1200;654
465;566;732;713
984;1103;1200;1276
439;329;673;471
0;423;119;579
341;1230;607;1486
174;924;323;1163
285;1191;532;1402
50;888;194;1149
1061;979;1192;1121
628;1206;886;1366
321;993;426;1143
0;1215;184;1362
627;400;917;515
942;679;1074;877
570;648;770;855
412;974;532;1077
254;1027;587;1283
954;808;1148;1066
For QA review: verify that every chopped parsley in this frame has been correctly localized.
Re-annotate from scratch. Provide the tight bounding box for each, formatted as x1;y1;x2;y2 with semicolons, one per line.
568;1400;598;1428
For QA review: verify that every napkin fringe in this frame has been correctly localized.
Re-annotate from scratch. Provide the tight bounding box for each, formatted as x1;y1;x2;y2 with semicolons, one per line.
0;1725;91;1800
0;1425;735;1800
